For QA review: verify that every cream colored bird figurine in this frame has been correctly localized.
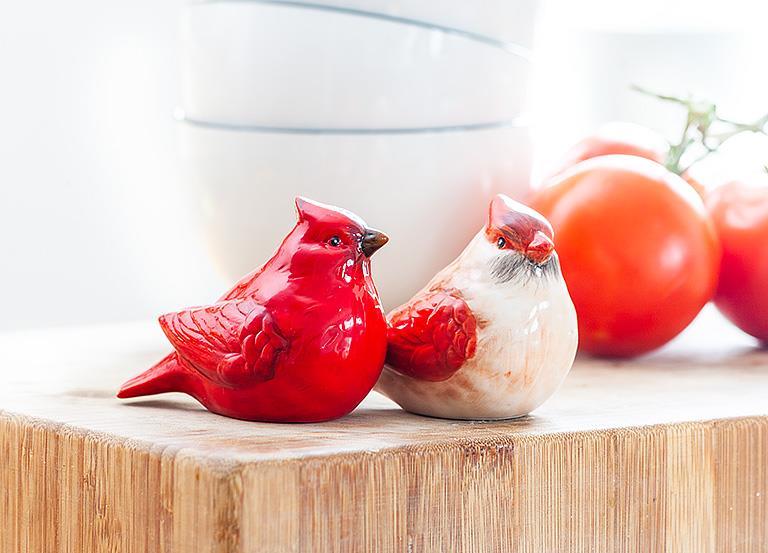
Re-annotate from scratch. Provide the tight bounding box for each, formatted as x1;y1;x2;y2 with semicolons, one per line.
376;194;578;420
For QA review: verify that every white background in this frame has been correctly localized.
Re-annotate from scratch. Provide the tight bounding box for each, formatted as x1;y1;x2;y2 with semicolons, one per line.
0;0;222;330
1;0;767;331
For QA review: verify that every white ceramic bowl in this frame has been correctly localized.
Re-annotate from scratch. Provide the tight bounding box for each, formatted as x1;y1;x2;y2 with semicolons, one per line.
180;123;533;309
181;1;530;129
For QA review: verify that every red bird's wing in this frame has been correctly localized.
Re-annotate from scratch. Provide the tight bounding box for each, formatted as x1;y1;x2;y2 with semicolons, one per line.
159;298;288;388
386;290;477;382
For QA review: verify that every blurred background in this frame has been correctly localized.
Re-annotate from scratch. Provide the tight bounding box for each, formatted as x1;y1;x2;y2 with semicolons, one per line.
1;0;767;331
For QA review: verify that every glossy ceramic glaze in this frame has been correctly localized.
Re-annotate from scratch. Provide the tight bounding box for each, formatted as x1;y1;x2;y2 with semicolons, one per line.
118;198;388;422
376;195;578;420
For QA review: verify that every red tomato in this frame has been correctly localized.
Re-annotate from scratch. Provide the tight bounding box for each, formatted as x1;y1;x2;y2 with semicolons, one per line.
548;122;668;177
547;122;708;198
531;155;721;357
707;180;768;342
681;171;708;198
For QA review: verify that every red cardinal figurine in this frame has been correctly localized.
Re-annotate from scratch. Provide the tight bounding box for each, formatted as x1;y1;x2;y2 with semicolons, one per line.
118;197;389;422
376;194;577;420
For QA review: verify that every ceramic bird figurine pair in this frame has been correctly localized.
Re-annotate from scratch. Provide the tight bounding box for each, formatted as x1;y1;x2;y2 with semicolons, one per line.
119;195;577;422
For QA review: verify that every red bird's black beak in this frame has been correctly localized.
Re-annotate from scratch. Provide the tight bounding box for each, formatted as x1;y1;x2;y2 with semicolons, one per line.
361;229;388;257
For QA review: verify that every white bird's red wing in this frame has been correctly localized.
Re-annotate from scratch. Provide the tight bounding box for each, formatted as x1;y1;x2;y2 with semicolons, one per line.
386;290;477;382
159;298;288;388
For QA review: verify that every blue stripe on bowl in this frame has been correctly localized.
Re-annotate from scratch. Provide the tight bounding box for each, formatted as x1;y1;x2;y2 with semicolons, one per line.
189;0;532;60
178;112;529;135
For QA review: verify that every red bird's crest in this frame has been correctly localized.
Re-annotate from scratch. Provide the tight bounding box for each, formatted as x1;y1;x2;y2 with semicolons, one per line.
295;196;367;234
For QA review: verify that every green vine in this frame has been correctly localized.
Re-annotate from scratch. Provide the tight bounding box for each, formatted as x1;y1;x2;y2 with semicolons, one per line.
632;85;768;175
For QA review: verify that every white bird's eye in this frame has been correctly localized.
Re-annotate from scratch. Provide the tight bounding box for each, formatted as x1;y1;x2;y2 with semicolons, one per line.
497;236;506;249
328;235;342;247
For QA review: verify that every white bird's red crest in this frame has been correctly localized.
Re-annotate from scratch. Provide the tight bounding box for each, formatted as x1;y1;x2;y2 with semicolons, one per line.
486;194;555;264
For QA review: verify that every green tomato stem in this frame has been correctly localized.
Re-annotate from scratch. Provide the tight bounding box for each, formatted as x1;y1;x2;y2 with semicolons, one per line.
632;85;768;175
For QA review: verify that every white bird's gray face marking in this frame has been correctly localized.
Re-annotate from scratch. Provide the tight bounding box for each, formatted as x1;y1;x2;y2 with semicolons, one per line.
488;251;561;286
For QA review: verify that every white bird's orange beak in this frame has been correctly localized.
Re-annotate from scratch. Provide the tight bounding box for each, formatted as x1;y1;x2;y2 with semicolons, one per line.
526;231;554;265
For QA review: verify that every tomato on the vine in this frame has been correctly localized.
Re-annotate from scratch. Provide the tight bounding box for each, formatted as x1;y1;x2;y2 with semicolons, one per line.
547;121;710;197
706;179;768;343
547;122;667;178
531;155;721;357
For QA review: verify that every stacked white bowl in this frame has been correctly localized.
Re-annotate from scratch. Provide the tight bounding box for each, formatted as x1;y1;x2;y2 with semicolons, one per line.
180;0;539;308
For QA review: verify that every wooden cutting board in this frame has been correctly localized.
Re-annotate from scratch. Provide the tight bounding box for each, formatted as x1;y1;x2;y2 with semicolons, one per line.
1;309;766;553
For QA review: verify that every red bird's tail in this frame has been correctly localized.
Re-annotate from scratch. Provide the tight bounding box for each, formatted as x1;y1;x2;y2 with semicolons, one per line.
117;353;184;399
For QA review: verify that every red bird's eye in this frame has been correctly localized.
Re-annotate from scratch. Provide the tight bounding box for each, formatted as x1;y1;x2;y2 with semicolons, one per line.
328;236;342;247
497;236;506;249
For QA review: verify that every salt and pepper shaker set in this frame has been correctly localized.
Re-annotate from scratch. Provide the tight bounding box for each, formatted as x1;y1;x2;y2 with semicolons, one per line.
119;195;577;422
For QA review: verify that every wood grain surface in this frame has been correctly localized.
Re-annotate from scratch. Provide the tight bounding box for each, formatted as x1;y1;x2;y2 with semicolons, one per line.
1;309;767;552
